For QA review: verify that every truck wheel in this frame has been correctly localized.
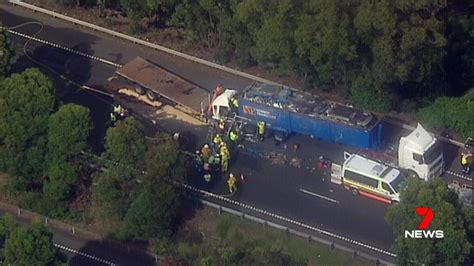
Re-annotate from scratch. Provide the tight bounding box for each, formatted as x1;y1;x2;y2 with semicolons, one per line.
351;188;359;195
135;86;145;95
407;170;420;179
146;90;158;101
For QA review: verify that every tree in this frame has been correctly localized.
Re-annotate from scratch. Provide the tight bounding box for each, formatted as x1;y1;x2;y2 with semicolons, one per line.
103;117;146;181
444;0;474;97
117;134;183;241
233;0;300;73
43;162;77;201
350;72;393;112
0;23;12;78
294;0;357;89
3;220;65;266
0;68;56;188
93;171;134;220
47;104;93;163
417;95;474;138
118;179;180;241
0;214;17;253
145;133;184;181
353;0;447;111
385;177;471;265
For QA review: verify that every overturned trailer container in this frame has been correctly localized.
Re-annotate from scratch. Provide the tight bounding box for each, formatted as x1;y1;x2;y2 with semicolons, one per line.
236;83;383;149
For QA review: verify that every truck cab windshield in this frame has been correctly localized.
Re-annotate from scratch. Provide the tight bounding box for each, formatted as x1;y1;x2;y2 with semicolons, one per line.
423;142;442;164
390;175;406;193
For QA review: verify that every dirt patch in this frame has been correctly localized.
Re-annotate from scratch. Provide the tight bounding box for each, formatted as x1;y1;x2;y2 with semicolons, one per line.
118;88;163;108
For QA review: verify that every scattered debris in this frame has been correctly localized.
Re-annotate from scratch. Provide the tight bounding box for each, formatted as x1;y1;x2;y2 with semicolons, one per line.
289;157;302;168
265;152;287;165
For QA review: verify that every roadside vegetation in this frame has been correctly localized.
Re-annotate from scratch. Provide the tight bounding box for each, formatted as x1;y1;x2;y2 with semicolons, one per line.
1;4;474;265
386;177;474;265
155;209;371;265
28;0;474;138
0;214;66;265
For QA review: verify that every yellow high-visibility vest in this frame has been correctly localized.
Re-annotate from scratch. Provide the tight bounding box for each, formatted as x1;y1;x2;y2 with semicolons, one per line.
257;121;265;134
229;131;238;141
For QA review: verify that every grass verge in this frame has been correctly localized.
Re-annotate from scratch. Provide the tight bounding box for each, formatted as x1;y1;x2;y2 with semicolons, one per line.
154;207;372;265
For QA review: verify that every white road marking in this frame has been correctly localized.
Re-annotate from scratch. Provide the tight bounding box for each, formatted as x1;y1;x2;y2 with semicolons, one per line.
445;171;473;181
299;189;339;204
54;243;117;265
8;29;123;68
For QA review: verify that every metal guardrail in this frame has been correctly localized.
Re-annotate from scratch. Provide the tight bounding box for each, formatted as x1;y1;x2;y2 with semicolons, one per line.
0;201;159;264
7;0;279;86
7;0;466;149
200;199;395;266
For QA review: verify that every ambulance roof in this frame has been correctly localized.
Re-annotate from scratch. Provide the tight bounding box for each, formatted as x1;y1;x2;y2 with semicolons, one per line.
344;154;401;183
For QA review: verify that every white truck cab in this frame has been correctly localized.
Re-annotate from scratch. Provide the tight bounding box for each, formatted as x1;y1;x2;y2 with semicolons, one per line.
210;89;238;120
398;123;444;181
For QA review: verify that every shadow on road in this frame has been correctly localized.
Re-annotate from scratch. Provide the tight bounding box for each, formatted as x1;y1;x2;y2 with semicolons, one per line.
69;239;156;266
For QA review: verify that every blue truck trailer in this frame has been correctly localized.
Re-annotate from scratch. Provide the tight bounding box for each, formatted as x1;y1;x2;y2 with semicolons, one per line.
211;82;383;150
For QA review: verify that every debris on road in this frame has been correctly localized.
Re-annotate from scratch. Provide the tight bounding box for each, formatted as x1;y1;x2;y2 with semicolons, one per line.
265;152;287;165
289;157;302;168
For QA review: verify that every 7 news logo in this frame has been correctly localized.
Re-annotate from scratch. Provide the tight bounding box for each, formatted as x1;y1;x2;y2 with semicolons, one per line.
404;207;444;239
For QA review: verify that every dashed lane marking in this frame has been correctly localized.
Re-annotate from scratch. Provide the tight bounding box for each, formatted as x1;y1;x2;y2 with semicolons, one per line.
7;29;123;68
54;244;117;265
175;182;397;258
445;171;473;182
299;189;339;204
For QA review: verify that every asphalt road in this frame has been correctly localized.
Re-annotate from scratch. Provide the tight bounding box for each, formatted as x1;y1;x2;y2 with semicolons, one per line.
1;2;472;264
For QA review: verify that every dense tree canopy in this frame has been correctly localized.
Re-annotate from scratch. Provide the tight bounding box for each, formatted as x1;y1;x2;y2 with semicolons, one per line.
0;215;65;265
118;178;180;241
417;95;474;138
44;104;93;200
0;68;56;187
385;177;471;265
0;24;12;78
47;104;93;163
103;117;146;169
107;133;183;241
54;1;472;118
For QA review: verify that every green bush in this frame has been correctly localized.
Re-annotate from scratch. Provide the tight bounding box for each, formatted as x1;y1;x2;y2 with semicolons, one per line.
17;192;68;218
350;76;392;112
417;96;474;138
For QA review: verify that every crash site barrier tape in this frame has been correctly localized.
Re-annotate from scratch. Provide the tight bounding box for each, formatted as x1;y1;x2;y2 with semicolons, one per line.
7;0;279;86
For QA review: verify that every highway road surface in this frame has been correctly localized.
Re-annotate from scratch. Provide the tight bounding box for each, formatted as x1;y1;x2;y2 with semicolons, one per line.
1;2;472;264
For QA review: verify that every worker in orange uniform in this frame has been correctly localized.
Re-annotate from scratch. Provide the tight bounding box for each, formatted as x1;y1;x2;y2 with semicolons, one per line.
201;144;211;159
218;119;226;132
228;173;237;193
